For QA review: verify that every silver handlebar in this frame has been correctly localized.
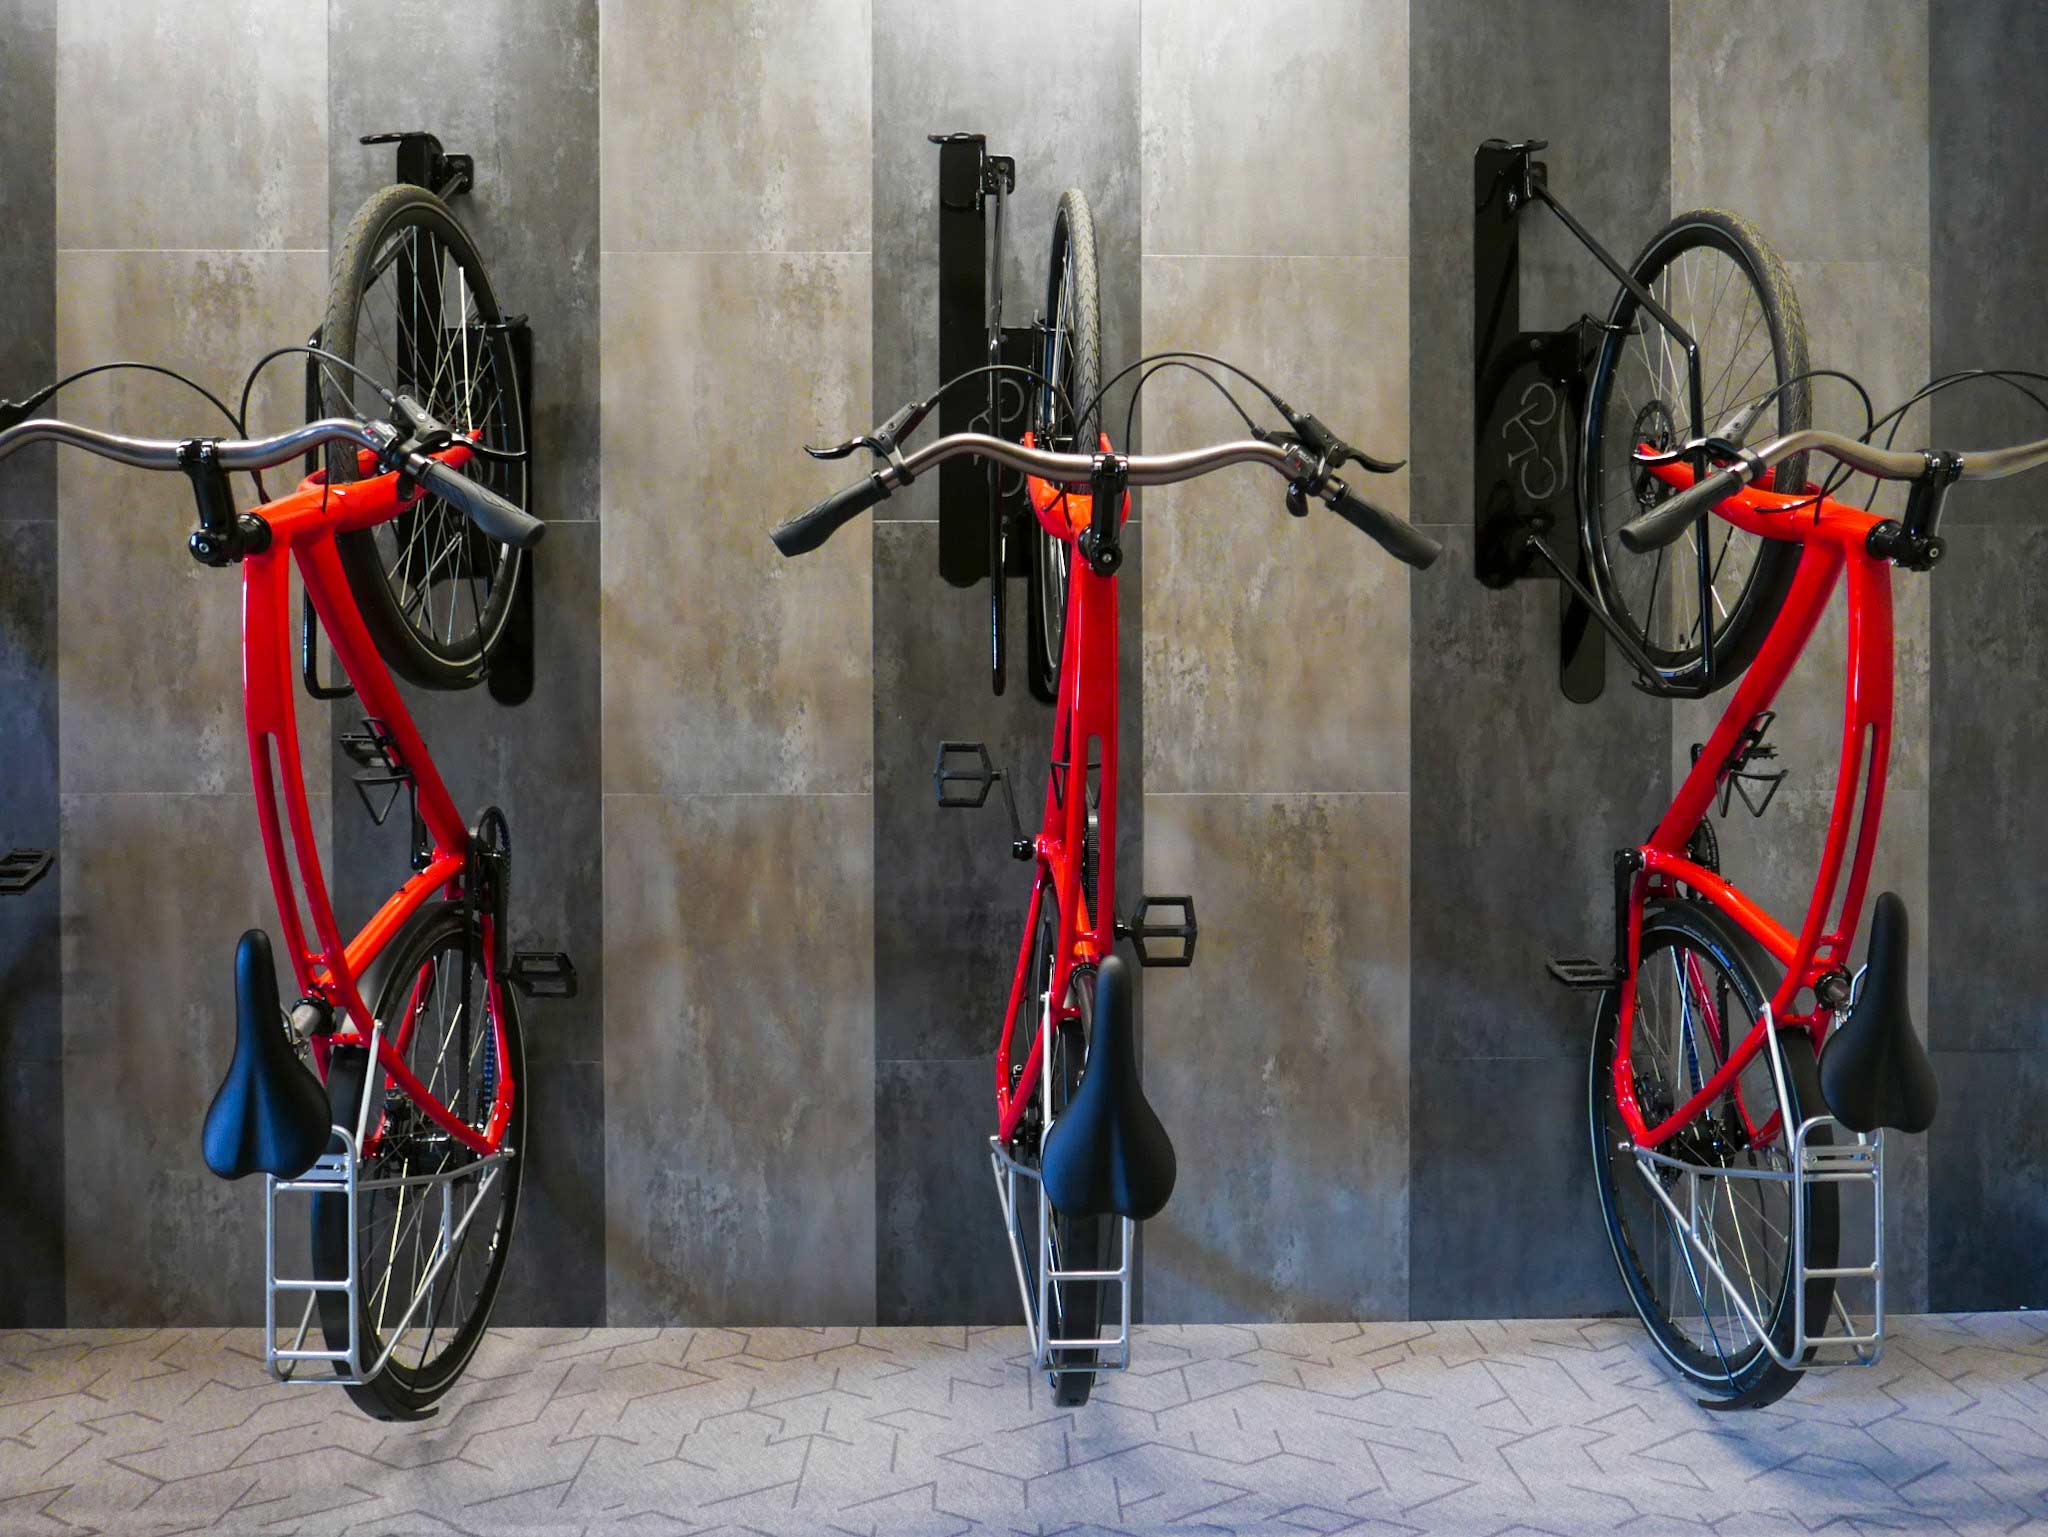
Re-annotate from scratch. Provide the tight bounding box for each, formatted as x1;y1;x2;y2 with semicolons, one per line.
1647;426;2048;485
0;415;388;472
877;431;1298;490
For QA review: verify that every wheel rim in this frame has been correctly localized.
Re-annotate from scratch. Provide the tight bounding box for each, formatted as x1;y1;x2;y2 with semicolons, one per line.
326;211;526;669
1596;929;1798;1387
352;933;518;1384
1585;234;1803;674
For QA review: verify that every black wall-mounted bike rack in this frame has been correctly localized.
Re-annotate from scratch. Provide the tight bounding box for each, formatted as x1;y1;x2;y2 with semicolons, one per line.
1473;138;1716;704
302;131;538;708
931;132;1043;697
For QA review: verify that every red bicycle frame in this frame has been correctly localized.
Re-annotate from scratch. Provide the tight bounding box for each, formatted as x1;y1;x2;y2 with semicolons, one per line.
1613;464;1895;1151
240;445;512;1159
992;440;1129;1147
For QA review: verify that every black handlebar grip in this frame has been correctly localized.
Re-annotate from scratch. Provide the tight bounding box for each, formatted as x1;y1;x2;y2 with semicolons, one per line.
1618;464;1746;554
1325;482;1443;569
411;456;546;549
771;473;893;556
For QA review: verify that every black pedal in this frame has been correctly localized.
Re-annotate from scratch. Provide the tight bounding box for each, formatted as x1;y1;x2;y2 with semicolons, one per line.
1548;955;1624;990
1123;895;1197;968
339;718;397;769
933;740;1032;860
933;740;998;807
0;848;53;894
508;951;577;999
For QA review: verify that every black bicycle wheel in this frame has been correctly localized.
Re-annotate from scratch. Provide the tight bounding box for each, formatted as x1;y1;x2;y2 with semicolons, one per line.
1589;899;1837;1408
1027;188;1101;705
1022;888;1104;1407
1582;210;1808;692
321;183;527;690
312;900;524;1420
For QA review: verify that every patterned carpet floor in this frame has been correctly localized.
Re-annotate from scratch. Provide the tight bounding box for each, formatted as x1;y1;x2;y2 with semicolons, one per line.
3;1315;2046;1535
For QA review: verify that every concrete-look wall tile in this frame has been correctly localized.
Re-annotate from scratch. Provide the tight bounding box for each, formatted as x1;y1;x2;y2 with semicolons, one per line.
493;1058;606;1326
1141;256;1410;795
603;793;874;1324
1672;0;1927;266
1929;1049;2048;1311
601;251;870;796
0;1057;64;1324
54;250;331;798
1411;528;1668;1064
55;0;325;251
1142;0;1405;259
870;0;1139;501
600;0;870;255
873;520;1143;1062
1929;523;2048;1053
1143;792;1408;1322
61;791;328;1323
0;521;60;1050
329;0;600;526
1409;1056;1615;1319
1931;0;2048;526
333;522;604;1062
875;1056;1015;1325
0;0;56;525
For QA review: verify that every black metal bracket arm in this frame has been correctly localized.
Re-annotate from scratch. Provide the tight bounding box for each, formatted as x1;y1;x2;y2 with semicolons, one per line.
360;132;473;200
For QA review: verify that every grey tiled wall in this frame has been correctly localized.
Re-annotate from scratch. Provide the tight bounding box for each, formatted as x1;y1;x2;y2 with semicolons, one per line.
869;0;1142;1324
4;0;2033;1327
325;0;607;1328
598;0;877;1326
1407;0;1674;1319
1142;0;1414;1323
0;0;60;1328
1670;0;1933;1312
1927;0;2048;1311
52;0;329;1325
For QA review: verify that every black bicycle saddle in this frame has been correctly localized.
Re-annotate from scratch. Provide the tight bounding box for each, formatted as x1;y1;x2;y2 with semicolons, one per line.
1818;892;1938;1134
201;929;333;1181
1041;955;1177;1221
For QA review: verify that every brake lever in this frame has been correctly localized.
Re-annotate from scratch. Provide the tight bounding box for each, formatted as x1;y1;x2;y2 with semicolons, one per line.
804;397;934;463
1271;408;1406;476
1631;434;1744;469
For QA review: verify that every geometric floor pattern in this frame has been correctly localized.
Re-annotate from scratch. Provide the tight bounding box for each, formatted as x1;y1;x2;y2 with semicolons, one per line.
5;1316;2048;1535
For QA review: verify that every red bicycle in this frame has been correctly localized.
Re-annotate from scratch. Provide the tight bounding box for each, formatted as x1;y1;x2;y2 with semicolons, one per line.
777;345;1437;1402
0;173;568;1420
1558;412;2048;1406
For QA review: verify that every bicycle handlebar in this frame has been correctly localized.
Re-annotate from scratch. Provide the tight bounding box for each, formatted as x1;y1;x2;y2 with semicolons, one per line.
1619;428;2048;554
772;432;1443;570
0;414;545;549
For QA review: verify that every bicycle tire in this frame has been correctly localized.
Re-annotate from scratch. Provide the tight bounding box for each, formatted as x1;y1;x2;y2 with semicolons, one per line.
1027;188;1101;705
321;183;528;690
1580;210;1808;692
1589;898;1837;1407
311;899;524;1420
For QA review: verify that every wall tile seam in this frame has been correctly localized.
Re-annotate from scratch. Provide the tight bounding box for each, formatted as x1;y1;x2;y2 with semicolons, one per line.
598;790;874;800
599;248;874;259
53;248;331;256
53;790;336;800
1145;789;1410;799
1139;254;1408;263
